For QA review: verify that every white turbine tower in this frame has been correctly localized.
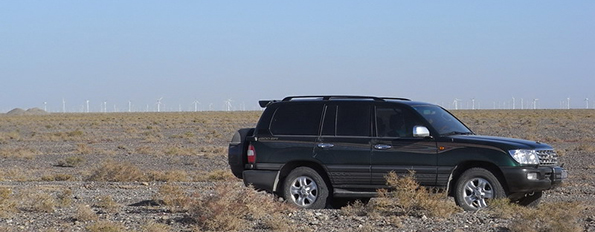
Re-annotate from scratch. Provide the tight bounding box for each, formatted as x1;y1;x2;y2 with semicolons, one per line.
157;97;163;112
471;98;476;110
86;100;90;113
44;102;47;112
567;97;570;109
62;98;66;113
128;101;132;112
225;99;233;111
512;97;515;110
586;98;589;109
521;98;524;110
453;98;460;110
533;99;539;110
193;101;201;112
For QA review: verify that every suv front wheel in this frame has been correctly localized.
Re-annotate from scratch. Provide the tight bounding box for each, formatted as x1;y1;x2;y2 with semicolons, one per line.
454;168;506;211
283;167;330;209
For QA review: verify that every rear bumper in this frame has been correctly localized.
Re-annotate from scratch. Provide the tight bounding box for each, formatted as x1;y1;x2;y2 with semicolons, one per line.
242;170;278;192
501;166;567;193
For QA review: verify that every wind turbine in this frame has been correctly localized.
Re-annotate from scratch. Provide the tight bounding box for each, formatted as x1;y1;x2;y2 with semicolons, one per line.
44;102;47;112
533;99;539;110
62;98;66;113
453;98;460;110
86;100;90;113
567;97;570;109
512;97;515;110
128;101;132;112
225;99;233;111
156;97;163;112
586;98;589;109
471;98;475;110
193;100;201;112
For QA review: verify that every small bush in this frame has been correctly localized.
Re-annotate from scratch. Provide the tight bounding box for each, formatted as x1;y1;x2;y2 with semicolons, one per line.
367;171;460;218
95;195;121;213
491;200;583;232
19;191;56;213
41;173;74;181
153;184;190;212
57;156;85;167
0;188;17;217
189;183;293;231
147;170;189;182
86;160;146;182
85;221;125;232
75;204;98;222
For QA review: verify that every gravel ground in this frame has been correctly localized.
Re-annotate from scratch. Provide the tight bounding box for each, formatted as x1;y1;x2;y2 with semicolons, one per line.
0;111;594;231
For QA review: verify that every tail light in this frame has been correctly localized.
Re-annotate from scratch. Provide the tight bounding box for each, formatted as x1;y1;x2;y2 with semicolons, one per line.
247;144;256;163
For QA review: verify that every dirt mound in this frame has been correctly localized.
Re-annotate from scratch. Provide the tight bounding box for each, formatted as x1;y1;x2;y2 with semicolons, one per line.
5;107;49;115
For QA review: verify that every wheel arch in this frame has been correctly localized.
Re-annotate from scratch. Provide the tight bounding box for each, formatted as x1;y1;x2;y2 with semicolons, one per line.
273;161;332;194
447;161;510;197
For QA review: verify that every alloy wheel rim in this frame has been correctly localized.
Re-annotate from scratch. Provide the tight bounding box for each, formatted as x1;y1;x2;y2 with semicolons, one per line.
289;176;318;207
462;177;494;209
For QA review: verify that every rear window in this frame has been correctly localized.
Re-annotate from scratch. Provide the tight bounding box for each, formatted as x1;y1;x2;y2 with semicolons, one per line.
270;104;323;135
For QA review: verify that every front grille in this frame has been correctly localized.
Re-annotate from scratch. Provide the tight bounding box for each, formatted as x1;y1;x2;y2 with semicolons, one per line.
537;150;558;166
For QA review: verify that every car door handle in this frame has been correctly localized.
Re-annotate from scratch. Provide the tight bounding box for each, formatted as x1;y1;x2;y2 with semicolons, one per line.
374;144;392;150
317;143;334;149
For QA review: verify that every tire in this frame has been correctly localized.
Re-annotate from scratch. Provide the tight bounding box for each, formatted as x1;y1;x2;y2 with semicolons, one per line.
454;168;506;211
283;167;330;209
514;191;543;207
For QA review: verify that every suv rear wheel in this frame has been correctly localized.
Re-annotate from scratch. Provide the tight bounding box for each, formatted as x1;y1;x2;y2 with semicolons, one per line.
454;168;505;211
283;167;330;209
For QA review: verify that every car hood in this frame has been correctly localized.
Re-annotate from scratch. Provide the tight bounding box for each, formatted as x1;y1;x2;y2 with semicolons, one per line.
447;135;553;151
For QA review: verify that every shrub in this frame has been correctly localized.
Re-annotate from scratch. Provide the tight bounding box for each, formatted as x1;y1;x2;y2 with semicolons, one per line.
146;170;189;182
489;200;583;232
56;156;84;167
85;221;125;232
189;183;293;231
0;188;17;217
41;174;74;181
75;204;98;222
153;184;190;212
367;171;460;218
95;195;121;213
86;160;146;182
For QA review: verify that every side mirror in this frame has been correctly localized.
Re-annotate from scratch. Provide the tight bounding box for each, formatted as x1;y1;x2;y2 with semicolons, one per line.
413;126;430;138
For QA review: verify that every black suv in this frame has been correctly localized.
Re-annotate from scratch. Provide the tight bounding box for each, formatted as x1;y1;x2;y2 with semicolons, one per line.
228;96;566;210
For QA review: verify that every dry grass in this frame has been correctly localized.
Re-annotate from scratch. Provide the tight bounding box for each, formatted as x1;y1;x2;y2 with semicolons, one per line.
75;204;99;222
86;160;146;182
56;156;85;167
189;183;294;231
365;171;460;218
85;220;126;232
94;195;121;213
488;198;583;232
0;188;17;218
153;184;191;212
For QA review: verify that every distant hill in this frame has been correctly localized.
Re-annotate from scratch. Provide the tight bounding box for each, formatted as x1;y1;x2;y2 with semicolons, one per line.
5;107;50;116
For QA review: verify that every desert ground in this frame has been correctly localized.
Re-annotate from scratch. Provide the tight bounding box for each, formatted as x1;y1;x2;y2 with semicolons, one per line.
0;109;594;231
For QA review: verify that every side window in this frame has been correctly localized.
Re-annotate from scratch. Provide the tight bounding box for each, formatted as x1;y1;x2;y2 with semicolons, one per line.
376;106;415;138
270;104;322;135
336;104;371;137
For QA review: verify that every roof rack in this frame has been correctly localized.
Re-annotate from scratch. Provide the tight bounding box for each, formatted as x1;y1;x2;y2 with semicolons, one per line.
281;95;411;102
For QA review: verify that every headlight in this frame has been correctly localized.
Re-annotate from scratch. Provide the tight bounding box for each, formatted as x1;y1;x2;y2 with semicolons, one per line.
508;149;539;165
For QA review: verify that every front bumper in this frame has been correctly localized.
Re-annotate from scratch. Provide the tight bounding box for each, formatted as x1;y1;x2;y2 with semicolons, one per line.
501;166;567;193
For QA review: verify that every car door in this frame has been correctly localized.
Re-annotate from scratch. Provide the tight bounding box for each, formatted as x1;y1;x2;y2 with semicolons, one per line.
370;105;439;187
314;103;373;188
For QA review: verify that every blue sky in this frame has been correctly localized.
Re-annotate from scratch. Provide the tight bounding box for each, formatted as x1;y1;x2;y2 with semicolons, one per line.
1;1;593;112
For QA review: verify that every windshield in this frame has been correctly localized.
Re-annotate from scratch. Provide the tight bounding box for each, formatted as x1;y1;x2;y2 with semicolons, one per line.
412;105;472;136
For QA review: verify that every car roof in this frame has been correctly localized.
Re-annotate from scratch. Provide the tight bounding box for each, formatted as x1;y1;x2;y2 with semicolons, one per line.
259;95;436;108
